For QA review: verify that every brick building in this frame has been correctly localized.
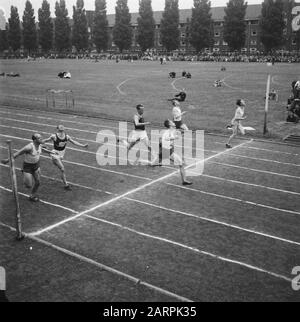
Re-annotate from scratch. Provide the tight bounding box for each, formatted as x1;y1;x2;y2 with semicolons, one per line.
86;4;299;54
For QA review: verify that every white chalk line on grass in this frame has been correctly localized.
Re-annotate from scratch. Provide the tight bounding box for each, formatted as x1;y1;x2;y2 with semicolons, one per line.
208;161;300;180
2;121;300;168
0;185;77;213
0;163;114;196
199;174;300;196
1;135;299;198
0;138;152;181
171;77;186;91
1;107;299;158
167;183;300;216
125;197;300;246
1;138;299;197
1;161;299;243
84;214;293;283
116;78;132;95
214;141;299;157
29;140;252;237
0;110;119;131
220;75;247;91
0;222;192;302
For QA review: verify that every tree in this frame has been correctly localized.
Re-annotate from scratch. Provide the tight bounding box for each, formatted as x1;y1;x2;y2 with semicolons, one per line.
189;0;213;53
137;0;155;52
8;6;21;52
223;0;248;51
22;0;37;54
72;0;89;51
0;26;9;52
38;0;53;53
92;0;109;52
54;0;71;52
259;0;285;53
113;0;132;52
160;0;180;52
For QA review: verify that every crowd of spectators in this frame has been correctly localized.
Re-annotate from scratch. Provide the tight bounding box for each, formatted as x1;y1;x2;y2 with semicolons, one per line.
1;52;299;63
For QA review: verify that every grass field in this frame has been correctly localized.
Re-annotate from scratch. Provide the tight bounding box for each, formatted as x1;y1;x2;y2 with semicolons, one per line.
0;59;300;302
0;58;299;138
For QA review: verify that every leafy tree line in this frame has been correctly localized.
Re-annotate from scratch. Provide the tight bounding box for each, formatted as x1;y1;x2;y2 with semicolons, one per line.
1;0;298;55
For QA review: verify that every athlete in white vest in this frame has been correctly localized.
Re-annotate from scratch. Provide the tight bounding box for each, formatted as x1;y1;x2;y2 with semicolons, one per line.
1;133;54;202
226;99;246;148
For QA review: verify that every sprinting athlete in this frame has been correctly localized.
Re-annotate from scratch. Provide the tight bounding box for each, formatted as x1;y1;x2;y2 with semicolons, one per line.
43;125;88;190
119;104;157;164
159;120;192;185
172;100;189;132
1;134;54;202
226;99;247;148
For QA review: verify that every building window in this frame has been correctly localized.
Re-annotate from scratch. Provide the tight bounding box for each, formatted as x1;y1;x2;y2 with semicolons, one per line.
250;20;258;25
181;33;186;38
215;32;220;37
213;48;219;52
292;39;297;45
251;31;257;36
241;48;247;52
250;40;257;45
250;48;256;52
223;41;228;46
214;40;219;46
181;41;186;46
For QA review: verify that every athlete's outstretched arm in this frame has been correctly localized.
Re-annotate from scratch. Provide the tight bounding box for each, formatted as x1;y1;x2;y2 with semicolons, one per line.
68;137;88;148
42;135;55;144
1;145;32;164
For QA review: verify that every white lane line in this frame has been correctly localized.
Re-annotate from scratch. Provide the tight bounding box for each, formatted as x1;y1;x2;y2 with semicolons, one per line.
1;107;298;158
0;141;152;181
225;152;300;167
116;78;132;95
84;214;293;283
208;161;300;180
2;122;300;167
0;222;192;302
2;161;299;239
0;110;118;130
166;183;300;216
1;117;100;136
0;185;77;213
29;140;252;237
0;163;114;196
200;174;300;196
214;141;299;156
125;197;300;246
1;136;299;196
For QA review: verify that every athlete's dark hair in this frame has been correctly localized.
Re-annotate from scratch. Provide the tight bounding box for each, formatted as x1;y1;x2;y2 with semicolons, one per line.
164;120;171;128
136;104;144;110
236;99;244;106
32;134;39;141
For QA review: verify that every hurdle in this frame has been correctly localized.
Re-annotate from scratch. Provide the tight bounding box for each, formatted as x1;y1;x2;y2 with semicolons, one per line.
46;89;75;109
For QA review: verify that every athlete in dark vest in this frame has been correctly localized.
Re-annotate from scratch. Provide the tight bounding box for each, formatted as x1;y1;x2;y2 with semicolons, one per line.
43;125;88;190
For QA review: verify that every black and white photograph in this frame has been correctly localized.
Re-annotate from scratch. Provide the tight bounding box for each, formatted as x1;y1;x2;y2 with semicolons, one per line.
0;0;300;305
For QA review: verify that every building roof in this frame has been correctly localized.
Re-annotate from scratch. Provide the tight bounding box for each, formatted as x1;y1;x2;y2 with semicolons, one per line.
86;4;262;27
